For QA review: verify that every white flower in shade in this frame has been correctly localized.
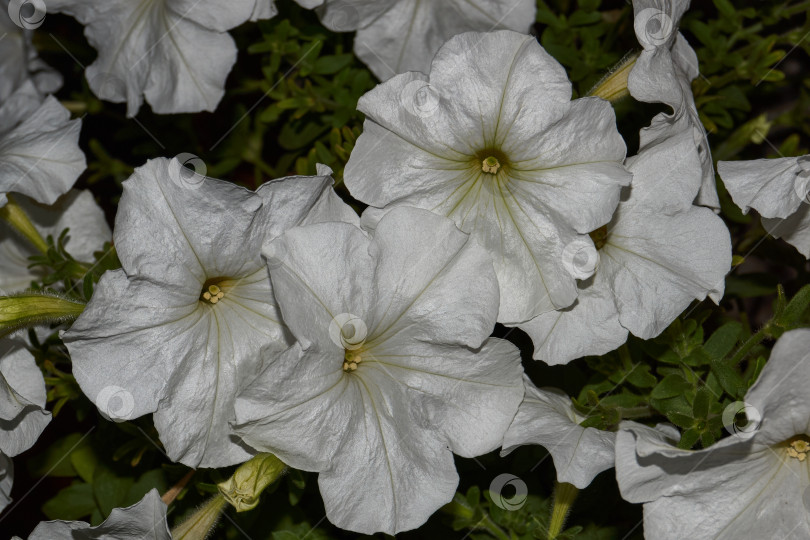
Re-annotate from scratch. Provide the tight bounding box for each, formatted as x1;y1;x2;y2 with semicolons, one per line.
233;206;524;535
517;124;732;365
629;0;719;209
344;30;631;324
62;159;356;468
0;190;111;294
719;155;810;258
0;0;62;101
0;452;11;513
0;81;86;208
0;337;51;457
47;0;274;117
24;488;170;539
315;0;536;80
501;375;615;488
616;328;810;540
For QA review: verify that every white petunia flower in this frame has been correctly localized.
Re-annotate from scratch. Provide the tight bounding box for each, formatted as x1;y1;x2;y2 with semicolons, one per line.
0;337;51;457
0;81;86;208
0;190;111;294
344;30;631;324
501;375;615;488
517;122;732;365
0;336;50;512
48;0;274;117
0;0;62;101
23;488;170;539
314;0;536;80
63;159;356;468
233;206;524;535
719;155;810;258
616;328;810;540
629;0;719;209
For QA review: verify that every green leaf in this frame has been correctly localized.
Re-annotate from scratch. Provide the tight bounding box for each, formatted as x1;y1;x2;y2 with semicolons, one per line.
651;374;691;399
93;467;134;518
28;433;84;478
43;482;97;520
776;284;810;328
703;322;742;360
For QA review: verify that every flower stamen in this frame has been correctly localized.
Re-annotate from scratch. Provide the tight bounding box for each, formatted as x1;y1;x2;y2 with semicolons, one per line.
787;438;810;461
201;284;225;304
343;350;363;372
482;156;501;175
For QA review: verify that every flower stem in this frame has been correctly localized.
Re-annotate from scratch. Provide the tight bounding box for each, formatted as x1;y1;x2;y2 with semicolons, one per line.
171;494;227;540
548;482;578;540
479;513;511;540
728;324;772;367
0;196;48;253
0;293;85;339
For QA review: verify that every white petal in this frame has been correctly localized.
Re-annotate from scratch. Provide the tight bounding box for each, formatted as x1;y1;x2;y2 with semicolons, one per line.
615;421;810;540
606;204;731;339
367;206;499;348
744;328;810;446
263;221;375;351
501;376;615;488
0;88;85;207
0;10;61;100
516;270;628;365
27;489;170;540
0;338;50;457
718;156;807;219
50;0;241;116
114;158;262;285
763;206;810;258
349;0;537;80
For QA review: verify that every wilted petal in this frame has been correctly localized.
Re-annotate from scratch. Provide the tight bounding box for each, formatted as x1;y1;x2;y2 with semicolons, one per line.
501;376;615;488
0;338;50;457
26;488;170;540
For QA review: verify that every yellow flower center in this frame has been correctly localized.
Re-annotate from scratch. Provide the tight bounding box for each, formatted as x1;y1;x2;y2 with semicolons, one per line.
482;156;501;174
588;225;609;250
200;278;237;305
786;437;810;461
343;349;363;372
201;284;224;304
